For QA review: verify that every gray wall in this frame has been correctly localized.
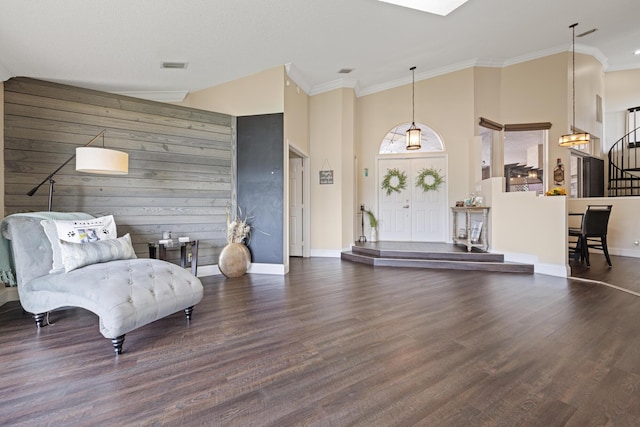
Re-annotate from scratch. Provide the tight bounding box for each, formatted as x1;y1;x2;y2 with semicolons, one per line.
4;77;232;266
237;114;283;264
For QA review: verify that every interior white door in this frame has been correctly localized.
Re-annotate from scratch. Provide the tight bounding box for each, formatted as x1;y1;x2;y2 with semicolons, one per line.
378;158;412;241
289;157;303;256
378;156;447;242
410;157;447;241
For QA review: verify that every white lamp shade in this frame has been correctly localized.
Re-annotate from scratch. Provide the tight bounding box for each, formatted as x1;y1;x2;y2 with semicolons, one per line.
406;126;422;150
76;147;129;175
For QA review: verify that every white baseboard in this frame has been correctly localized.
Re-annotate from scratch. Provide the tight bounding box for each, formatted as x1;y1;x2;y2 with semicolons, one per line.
497;251;568;278
609;247;640;258
198;263;287;277
247;263;286;275
310;249;341;258
0;287;19;307
534;263;570;278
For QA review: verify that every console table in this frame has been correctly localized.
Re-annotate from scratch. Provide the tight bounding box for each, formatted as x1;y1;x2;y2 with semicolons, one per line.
149;239;198;276
451;206;490;252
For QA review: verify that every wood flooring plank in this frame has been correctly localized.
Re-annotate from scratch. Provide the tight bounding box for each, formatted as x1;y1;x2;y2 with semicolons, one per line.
1;258;640;426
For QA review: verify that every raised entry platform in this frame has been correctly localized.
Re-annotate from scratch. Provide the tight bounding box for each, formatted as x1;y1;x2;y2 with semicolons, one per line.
341;241;534;274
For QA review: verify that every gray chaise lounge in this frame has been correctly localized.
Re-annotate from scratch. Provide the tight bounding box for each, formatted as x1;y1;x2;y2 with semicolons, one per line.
1;212;204;354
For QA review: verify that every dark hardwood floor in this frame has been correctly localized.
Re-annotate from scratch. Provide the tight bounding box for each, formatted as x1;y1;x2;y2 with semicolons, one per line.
1;257;640;426
570;253;640;294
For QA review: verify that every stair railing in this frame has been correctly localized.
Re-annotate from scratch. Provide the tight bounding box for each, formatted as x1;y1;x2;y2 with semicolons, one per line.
608;126;640;196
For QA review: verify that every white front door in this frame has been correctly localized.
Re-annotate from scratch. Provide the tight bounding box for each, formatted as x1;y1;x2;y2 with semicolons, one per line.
378;156;447;242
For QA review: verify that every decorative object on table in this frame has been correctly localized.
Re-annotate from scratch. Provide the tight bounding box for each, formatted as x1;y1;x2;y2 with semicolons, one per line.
219;206;252;278
464;193;482;207
406;66;421;150
364;207;379;243
319;158;334;184
545;187;567;196
558;23;591;147
381;168;407;195
469;221;483;243
26;129;129;211
415;167;444;193
553;158;565;185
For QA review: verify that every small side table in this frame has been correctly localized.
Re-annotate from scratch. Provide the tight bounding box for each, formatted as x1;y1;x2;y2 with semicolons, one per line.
148;240;199;276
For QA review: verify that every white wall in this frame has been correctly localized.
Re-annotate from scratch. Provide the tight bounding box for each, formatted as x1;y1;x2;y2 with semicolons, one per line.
604;69;640;151
180;66;285;116
568;197;640;258
481;178;569;277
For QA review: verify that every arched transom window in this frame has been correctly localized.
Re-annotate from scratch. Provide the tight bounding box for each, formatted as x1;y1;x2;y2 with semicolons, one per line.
379;122;444;154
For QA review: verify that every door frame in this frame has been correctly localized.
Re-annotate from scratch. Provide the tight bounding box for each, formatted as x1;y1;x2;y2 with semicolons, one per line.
288;145;310;258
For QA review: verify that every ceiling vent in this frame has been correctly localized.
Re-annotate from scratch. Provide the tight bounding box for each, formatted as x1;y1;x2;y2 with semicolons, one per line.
161;62;188;69
338;68;354;74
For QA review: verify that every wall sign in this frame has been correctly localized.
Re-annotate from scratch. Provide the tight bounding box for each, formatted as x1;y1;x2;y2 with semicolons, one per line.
319;170;334;184
319;158;333;184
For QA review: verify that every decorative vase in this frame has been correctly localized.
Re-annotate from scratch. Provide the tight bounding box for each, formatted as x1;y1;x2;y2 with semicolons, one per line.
218;242;251;278
370;228;378;243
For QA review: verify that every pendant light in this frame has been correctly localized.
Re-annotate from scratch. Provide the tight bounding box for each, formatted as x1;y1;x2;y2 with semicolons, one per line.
406;66;421;150
559;23;590;147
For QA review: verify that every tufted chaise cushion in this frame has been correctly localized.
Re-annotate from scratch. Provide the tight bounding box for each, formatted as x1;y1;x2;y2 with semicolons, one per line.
2;213;204;340
21;258;203;338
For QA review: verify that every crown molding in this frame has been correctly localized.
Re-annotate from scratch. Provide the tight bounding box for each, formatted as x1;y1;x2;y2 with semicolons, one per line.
309;77;360;96
311;44;610;98
284;63;312;95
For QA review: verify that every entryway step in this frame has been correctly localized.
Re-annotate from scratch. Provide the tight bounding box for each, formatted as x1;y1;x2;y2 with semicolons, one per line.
341;251;534;274
351;245;504;262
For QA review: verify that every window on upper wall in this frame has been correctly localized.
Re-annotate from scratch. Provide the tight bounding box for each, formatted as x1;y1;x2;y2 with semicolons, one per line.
379;122;444;154
503;129;548;194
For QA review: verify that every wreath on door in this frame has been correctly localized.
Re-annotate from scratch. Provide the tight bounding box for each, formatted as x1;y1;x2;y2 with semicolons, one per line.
381;168;407;195
415;167;445;192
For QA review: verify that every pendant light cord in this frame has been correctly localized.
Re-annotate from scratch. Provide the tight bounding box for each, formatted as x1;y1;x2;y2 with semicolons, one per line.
570;23;578;132
410;66;416;124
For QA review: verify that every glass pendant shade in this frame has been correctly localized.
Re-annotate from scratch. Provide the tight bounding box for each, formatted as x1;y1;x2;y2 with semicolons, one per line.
406;124;422;150
76;147;129;174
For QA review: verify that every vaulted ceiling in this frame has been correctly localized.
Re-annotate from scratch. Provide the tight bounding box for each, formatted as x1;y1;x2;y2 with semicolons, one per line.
1;0;639;101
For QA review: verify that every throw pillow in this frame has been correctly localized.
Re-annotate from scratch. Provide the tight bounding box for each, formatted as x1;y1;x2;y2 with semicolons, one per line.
59;233;137;273
41;215;118;274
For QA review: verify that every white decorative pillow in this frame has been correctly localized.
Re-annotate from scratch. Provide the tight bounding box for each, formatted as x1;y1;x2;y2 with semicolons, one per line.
41;215;118;274
59;233;137;273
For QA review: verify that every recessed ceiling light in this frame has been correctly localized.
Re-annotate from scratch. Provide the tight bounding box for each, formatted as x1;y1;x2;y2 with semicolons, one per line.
338;68;354;74
161;62;188;69
634;50;640;56
377;0;469;16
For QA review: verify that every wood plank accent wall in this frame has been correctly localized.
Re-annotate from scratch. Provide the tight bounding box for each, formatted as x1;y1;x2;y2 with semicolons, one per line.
3;77;233;267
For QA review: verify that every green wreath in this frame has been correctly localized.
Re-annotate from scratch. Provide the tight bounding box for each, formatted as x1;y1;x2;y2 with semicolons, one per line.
415;167;445;192
381;168;407;196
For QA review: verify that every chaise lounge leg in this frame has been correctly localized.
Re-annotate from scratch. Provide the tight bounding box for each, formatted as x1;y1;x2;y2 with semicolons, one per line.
111;335;125;355
184;306;194;320
33;313;46;328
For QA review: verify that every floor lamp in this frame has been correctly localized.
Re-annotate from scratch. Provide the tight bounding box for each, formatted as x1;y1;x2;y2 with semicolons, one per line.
27;130;129;211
